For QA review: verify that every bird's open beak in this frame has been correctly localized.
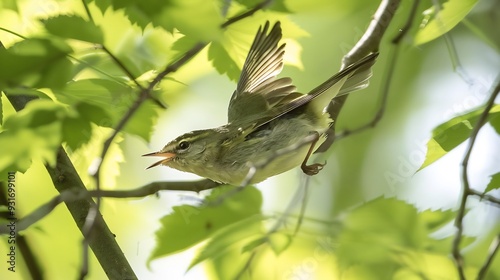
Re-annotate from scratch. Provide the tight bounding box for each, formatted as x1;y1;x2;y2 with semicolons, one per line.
142;152;176;169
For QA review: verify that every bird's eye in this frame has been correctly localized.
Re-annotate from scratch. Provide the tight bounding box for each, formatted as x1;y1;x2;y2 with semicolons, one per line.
178;141;190;150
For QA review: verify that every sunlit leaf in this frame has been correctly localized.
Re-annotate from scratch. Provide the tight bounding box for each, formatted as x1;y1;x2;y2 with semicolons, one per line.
211;18;308;82
241;236;267;253
0;38;73;89
267;232;292;255
62;116;92;151
234;0;291;13
149;186;262;263
0;100;66;176
3;100;67;130
189;215;263;270
0;94;3;125
484;172;500;193
112;28;171;77
41;15;104;44
52;79;159;141
415;0;479;45
124;99;161;141
336;197;460;277
69;126;124;189
394;251;460;279
0;0;19;12
490;111;500;135
92;0;223;41
208;42;240;81
63;103;109;151
419;104;500;171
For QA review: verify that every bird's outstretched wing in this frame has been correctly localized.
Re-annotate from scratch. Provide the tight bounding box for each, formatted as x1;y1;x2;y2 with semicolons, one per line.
247;52;379;132
227;21;300;123
228;21;378;136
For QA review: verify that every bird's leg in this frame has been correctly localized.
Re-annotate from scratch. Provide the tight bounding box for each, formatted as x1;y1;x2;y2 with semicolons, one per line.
301;132;326;175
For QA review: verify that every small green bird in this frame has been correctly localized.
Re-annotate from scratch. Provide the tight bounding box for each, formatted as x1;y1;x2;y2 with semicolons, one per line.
144;21;378;185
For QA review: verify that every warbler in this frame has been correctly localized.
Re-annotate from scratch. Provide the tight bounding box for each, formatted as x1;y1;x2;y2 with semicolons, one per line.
144;21;378;185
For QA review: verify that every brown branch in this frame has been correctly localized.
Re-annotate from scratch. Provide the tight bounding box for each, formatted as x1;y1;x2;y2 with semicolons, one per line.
228;1;405;274
316;0;403;152
4;93;138;279
0;179;220;234
74;1;277;276
342;0;401;67
453;73;500;280
469;189;500;206
221;0;272;28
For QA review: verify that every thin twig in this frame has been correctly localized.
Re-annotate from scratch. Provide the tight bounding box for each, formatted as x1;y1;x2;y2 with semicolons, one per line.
453;73;500;280
292;177;310;236
317;0;419;160
332;44;398;142
81;0;94;23
477;234;500;280
0;179;221;234
231;1;405;275
221;0;272;28
78;1;280;276
317;0;402;152
234;250;258;280
469;189;500;206
99;45;145;90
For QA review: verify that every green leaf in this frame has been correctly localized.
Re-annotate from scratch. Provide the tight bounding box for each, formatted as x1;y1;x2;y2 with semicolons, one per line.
53;79;159;141
155;0;223;41
208;42;240;82
1;88;52;99
123;99;160;141
189;215;264;270
0;0;19;12
415;0;479;45
62;116;92;151
3;100;67;130
0;93;3;125
419;104;500;170
336;198;462;278
234;0;291;13
74;102;110;126
241;236;267;253
63;102;109;150
41;15;104;44
240;232;292;255
149;186;262;263
394;251;460;279
0;38;73;89
267;232;292;255
490;110;500;135
0;100;67;175
94;0;223;41
484;172;500;193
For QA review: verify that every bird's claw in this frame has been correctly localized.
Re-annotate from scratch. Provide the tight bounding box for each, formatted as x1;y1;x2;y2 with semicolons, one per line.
301;161;326;175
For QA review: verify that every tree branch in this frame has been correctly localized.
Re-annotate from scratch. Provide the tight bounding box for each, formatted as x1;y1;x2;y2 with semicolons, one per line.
4;94;138;279
74;0;278;276
453;73;500;280
316;0;403;152
0;179;221;234
469;189;500;206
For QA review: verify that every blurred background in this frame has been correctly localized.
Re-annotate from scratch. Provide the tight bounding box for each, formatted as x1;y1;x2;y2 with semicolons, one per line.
1;0;499;279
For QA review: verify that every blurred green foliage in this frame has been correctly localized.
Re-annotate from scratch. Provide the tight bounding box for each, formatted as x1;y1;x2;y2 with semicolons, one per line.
0;0;499;279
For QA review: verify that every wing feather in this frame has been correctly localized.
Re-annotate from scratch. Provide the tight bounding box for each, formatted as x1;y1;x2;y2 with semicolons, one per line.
228;22;297;122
